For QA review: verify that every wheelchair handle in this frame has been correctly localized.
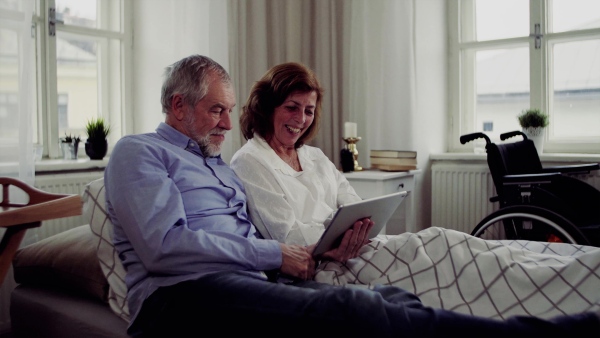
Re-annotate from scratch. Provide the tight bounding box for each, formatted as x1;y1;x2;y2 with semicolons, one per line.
460;132;491;145
500;131;528;141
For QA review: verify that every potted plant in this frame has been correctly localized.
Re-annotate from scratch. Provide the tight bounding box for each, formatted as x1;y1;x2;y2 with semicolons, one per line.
60;133;80;159
517;108;548;154
85;118;111;160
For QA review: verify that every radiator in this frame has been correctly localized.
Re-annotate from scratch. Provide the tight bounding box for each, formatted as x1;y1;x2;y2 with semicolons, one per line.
0;171;103;334
431;163;498;233
31;172;104;241
431;161;600;234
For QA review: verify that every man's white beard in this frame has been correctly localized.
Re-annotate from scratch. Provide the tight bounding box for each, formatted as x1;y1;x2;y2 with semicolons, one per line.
197;130;225;157
183;110;225;157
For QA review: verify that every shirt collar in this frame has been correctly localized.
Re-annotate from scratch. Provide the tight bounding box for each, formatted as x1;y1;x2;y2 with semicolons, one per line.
252;134;315;175
156;122;220;159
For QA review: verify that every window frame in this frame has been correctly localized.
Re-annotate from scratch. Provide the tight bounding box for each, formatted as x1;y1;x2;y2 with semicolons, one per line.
34;0;132;159
448;0;600;154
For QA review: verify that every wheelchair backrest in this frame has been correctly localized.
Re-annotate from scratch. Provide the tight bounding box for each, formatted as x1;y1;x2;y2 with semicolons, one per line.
485;138;543;192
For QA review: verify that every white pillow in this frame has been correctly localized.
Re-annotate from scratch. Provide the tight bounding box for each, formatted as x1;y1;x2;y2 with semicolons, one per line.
82;177;130;322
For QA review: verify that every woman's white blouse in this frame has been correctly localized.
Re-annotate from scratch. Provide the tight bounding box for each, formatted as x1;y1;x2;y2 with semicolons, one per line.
230;136;361;246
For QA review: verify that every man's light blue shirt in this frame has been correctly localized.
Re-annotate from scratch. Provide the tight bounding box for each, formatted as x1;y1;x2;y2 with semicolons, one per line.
105;123;282;326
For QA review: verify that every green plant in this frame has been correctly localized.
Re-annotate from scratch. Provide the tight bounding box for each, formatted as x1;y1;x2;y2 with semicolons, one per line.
61;133;80;143
517;109;549;128
85;117;111;140
61;134;72;143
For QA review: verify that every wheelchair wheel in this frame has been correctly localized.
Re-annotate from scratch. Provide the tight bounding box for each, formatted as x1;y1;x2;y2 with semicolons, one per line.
471;205;590;245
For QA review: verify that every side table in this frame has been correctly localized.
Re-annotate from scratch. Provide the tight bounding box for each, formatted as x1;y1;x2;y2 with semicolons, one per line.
343;169;420;234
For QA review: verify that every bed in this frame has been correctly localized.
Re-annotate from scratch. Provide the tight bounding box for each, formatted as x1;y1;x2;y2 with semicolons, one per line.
8;178;600;336
315;227;600;319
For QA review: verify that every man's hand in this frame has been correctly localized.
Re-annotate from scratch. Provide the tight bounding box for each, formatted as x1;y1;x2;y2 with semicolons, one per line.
320;218;374;263
279;243;316;280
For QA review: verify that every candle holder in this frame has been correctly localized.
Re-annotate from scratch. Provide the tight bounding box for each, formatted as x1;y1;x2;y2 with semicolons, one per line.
343;137;363;171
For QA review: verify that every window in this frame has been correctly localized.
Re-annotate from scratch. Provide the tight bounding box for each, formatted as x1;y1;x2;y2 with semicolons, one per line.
57;93;68;130
449;0;600;154
0;0;131;159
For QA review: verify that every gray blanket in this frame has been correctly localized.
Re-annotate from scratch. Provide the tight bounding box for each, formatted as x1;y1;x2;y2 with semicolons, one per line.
315;227;600;320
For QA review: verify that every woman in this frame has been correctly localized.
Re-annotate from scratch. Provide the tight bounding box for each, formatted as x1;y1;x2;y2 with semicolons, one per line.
232;62;370;257
230;62;600;320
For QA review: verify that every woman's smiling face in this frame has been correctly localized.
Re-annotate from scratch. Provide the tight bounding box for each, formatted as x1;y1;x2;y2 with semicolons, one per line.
269;90;317;149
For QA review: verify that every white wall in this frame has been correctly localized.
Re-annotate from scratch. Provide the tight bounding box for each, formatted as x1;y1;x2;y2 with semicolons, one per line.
133;0;209;134
133;0;228;128
131;0;233;157
413;0;447;230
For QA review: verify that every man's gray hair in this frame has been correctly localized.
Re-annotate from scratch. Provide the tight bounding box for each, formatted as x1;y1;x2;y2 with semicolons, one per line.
161;55;231;114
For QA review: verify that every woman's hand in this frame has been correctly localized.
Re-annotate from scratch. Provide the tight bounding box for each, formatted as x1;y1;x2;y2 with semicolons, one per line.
320;218;374;263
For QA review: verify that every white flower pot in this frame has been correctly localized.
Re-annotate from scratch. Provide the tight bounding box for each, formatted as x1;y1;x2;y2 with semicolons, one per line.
522;127;545;155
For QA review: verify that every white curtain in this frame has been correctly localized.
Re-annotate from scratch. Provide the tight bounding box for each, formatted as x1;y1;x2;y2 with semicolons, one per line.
0;0;35;184
0;1;36;331
348;0;417;162
227;0;416;168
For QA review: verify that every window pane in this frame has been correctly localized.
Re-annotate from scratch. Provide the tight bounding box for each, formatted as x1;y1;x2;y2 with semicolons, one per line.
56;0;121;32
56;32;98;140
551;39;600;139
551;0;600;33
475;47;530;140
0;0;20;11
0;28;19;145
475;0;529;41
56;0;98;29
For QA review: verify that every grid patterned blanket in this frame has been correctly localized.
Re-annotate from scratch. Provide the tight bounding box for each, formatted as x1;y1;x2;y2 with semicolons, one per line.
315;227;600;320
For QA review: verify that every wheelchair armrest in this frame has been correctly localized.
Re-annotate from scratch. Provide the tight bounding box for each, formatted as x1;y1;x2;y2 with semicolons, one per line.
541;163;599;175
502;172;562;185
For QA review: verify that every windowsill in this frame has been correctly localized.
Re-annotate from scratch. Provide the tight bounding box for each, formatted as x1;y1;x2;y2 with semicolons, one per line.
430;153;600;163
33;153;599;173
35;157;109;174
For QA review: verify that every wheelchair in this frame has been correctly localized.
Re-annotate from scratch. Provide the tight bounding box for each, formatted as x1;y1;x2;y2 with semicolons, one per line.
460;130;600;246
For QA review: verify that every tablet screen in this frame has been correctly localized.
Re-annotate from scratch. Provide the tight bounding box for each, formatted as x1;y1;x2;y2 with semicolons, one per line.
312;191;408;256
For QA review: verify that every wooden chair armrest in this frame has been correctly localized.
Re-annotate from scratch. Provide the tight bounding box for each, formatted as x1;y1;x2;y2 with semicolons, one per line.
0;177;83;285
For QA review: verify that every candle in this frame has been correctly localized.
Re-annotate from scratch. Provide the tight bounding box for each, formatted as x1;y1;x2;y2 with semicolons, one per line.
344;122;357;138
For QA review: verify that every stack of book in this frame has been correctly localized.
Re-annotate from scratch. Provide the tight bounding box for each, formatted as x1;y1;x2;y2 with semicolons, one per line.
370;149;417;171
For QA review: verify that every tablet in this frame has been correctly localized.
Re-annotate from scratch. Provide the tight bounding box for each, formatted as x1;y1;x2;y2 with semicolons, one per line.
312;191;408;256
